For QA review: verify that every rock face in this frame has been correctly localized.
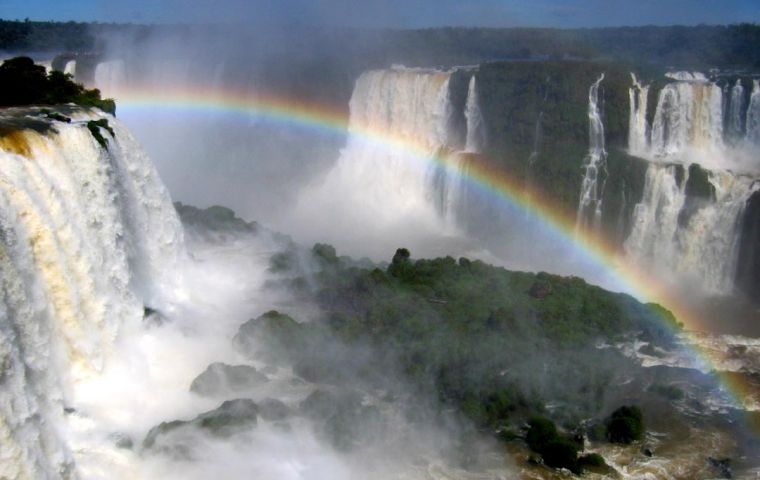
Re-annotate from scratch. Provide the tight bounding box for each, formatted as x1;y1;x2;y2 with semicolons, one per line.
233;310;304;362
189;363;268;397
257;398;291;422
143;399;259;449
736;191;760;300
174;202;258;236
300;389;381;451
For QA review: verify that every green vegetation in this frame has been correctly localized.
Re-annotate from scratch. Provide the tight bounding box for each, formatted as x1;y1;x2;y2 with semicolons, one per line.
0;19;94;52
174;202;261;237
3;20;759;70
525;417;582;473
649;383;685;401
606;405;644;444
0;56;115;113
579;452;606;468
143;399;259;448
86;118;113;148
39;108;71;122
251;244;669;473
474;61;646;242
300;389;381;451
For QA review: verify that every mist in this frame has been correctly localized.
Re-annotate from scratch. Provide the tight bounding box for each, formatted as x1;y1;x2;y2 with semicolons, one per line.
63;209;515;479
2;6;760;479
90;27;635;298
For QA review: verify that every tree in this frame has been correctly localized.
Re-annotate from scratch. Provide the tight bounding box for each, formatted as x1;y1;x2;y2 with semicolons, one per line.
606;405;644;443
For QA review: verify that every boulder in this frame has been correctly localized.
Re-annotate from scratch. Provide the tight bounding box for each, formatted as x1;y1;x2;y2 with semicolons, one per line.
190;363;268;396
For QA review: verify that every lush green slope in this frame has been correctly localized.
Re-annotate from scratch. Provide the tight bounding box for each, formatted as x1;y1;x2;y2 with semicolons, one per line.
262;242;680;471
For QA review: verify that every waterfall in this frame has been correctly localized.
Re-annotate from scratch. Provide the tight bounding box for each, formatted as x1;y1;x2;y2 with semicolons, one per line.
631;74;760;169
746;80;760;146
628;73;649;155
624;72;760;294
650;81;724;156
625;165;690;276
313;68;458;226
624;163;758;293
576;74;608;234
464;76;486;154
528;112;544;168
727;79;745;142
0;109;183;479
93;61;127;97
63;60;76;77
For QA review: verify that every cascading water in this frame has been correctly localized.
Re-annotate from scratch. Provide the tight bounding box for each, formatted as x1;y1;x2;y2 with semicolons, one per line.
747;80;760;146
624;72;760;294
576;74;607;234
624;164;758;293
624;165;689;282
93;61;126;98
288;67;469;256
0;109;183;479
628;73;649;155
64;60;76;77
464;76;486;154
727;79;746;143
650;80;724;157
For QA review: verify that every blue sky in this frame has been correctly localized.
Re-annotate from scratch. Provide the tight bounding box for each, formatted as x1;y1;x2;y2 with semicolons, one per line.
2;0;759;27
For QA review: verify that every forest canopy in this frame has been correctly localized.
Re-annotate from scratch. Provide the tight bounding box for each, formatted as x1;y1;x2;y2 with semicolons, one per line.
1;19;760;70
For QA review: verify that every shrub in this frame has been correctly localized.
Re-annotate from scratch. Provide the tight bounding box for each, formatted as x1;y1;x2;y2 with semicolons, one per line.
579;452;606;467
542;438;581;473
526;416;558;452
525;416;583;473
606;405;644;443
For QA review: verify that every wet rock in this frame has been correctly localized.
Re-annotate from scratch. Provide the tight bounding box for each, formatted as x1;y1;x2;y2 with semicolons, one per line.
300;389;380;451
642;446;653;457
143;399;259;449
143;306;166;327
257;398;290;421
109;433;134;450
189;362;268;396
637;343;664;357
144;420;187;449
708;457;732;479
233;310;304;361
195;398;259;435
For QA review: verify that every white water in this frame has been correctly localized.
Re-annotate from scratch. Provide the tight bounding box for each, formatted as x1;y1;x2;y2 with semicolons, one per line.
1;106;515;480
624;163;758;293
576;74;607;234
285;68;471;258
464;76;486;154
628;73;649;155
665;71;708;82
728;79;746;142
0;109;183;479
93;61;127;97
623;73;760;294
650;81;724;157
746;80;760;145
631;74;760;173
64;60;76;77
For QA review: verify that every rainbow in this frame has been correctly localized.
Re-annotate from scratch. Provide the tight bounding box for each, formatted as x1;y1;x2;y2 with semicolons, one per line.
114;83;759;423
